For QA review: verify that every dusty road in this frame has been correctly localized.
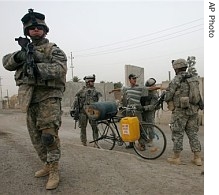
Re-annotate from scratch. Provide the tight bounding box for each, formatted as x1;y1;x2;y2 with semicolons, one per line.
0;109;204;195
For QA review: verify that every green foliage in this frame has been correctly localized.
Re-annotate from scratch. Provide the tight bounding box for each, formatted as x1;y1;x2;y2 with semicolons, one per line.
187;56;198;77
73;76;80;82
114;81;123;89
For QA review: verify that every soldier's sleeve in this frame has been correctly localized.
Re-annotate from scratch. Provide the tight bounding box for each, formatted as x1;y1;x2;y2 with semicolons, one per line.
36;45;67;80
2;51;23;71
122;87;126;94
150;91;159;105
164;78;178;102
141;86;149;97
121;87;128;107
73;98;79;109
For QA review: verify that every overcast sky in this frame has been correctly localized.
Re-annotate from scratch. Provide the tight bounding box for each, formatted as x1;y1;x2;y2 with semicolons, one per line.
0;0;204;97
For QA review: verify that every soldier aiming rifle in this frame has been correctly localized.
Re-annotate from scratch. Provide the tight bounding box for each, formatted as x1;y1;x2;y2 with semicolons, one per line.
2;8;67;190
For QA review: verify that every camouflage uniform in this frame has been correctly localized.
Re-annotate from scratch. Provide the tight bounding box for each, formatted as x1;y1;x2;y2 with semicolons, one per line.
2;10;67;167
140;78;159;140
165;71;201;153
74;83;102;145
141;89;159;140
141;89;159;123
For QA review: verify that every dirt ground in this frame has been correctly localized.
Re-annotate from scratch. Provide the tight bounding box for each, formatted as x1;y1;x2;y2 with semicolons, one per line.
0;109;204;195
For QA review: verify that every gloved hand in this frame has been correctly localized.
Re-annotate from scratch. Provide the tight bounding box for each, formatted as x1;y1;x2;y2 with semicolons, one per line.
70;110;75;117
135;105;144;111
154;104;161;110
16;37;30;50
143;105;155;111
33;50;44;63
14;51;26;63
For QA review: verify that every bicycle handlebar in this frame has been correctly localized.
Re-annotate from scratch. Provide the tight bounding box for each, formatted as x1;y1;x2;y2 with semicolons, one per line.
119;105;137;110
119;105;139;116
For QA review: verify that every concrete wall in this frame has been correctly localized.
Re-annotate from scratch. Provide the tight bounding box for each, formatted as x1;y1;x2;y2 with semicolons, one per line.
62;81;115;108
1;67;204;126
125;64;144;87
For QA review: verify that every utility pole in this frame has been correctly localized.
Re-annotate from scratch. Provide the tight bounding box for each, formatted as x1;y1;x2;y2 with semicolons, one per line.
7;89;9;108
0;76;2;101
69;52;74;81
168;71;171;81
0;76;2;109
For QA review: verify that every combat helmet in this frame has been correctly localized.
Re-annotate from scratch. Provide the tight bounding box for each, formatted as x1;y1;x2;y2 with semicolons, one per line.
83;74;96;83
145;78;156;87
21;8;49;36
172;59;188;69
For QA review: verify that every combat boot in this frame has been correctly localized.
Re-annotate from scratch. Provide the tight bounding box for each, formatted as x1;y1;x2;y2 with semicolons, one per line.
192;152;202;166
46;162;60;190
35;163;50;177
167;151;181;165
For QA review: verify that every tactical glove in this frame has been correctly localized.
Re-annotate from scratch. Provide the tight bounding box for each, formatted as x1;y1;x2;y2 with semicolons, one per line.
143;105;155;111
14;51;26;63
15;37;30;50
154;104;161;110
70;110;75;117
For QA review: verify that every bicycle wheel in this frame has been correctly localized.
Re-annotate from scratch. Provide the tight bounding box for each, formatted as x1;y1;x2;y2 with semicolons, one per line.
133;122;167;160
95;121;116;150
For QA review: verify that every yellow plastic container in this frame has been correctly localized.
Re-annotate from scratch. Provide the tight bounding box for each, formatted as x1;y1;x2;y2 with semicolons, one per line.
120;117;140;142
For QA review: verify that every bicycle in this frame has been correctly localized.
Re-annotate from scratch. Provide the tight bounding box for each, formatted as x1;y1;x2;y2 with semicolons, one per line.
89;104;167;160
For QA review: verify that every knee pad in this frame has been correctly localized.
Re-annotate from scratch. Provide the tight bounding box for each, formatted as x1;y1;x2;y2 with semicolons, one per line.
41;133;55;146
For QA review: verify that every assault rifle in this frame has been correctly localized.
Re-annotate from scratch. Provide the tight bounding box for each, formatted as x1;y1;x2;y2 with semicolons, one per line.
70;96;80;129
154;91;166;110
70;109;79;129
15;37;37;83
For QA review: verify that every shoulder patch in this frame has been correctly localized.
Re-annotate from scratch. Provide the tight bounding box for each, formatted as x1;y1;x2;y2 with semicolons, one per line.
52;49;67;61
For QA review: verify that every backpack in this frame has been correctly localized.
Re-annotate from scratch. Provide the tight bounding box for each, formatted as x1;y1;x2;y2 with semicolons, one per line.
185;76;201;105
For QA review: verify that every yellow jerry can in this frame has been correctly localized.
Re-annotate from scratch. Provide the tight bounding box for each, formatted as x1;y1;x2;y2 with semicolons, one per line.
120;117;140;142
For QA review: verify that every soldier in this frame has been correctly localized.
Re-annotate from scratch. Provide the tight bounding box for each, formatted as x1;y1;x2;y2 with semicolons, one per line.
141;78;159;123
140;78;160;147
72;74;102;147
2;9;67;189
164;59;202;166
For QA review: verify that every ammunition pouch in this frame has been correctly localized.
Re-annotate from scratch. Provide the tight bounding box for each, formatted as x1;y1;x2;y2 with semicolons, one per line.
16;70;65;90
36;78;65;90
180;97;190;109
167;101;175;111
